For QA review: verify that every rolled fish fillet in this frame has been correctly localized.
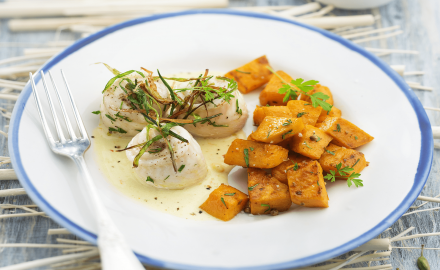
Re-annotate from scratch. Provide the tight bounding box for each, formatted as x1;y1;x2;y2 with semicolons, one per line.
126;126;208;189
179;76;248;137
100;72;178;137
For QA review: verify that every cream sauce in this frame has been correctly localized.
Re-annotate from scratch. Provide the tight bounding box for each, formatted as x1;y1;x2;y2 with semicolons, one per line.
92;122;246;221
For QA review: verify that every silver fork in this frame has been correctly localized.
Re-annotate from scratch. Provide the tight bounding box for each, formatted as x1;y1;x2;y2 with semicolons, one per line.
30;70;145;270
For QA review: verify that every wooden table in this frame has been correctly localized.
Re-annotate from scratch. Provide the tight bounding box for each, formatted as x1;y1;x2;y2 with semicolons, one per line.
1;0;439;269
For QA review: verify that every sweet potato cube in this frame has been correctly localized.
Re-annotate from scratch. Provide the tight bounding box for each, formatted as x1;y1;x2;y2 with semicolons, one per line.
224;55;272;94
259;70;294;106
200;184;249;221
287;100;322;126
248;168;291;215
253;105;292;126
291;125;333;159
317;106;342;123
320;117;374;148
224;139;288;168
272;153;311;185
319;144;368;176
250;116;305;144
287;161;329;208
300;84;334;106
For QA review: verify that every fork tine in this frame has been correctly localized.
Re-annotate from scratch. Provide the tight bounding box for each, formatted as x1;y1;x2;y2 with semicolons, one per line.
30;72;56;145
60;69;89;139
40;70;66;143
48;71;78;141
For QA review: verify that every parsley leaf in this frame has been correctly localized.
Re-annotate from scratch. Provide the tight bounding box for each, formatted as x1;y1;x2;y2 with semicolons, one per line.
282;119;292;126
308;92;332;112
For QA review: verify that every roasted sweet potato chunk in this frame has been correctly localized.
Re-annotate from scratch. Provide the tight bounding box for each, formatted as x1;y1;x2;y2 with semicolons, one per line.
248;168;291;215
200;184;249;221
259;70;294;106
287;161;329;208
300;84;334;106
287;100;322;126
317;106;342;123
253;105;292;126
320;117;374;148
319;144;368;176
224;139;288;168
291;125;333;159
225;55;272;94
272;153;311;185
250;116;305;144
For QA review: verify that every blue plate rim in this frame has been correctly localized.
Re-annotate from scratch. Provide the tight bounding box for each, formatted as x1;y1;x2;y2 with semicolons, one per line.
8;8;433;270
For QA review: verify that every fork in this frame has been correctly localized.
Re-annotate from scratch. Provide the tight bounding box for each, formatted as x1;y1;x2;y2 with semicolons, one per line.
30;70;145;270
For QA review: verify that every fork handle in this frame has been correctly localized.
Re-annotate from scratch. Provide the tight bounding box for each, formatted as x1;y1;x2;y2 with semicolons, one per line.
73;156;145;270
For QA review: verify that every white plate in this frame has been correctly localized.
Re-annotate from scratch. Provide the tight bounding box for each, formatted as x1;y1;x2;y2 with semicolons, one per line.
9;10;433;270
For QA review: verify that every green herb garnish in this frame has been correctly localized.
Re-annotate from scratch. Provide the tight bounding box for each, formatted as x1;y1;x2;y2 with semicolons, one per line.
355;136;358;140
325;148;335;155
178;165;185;172
108;127;127;134
236;99;242;116
303;141;312;149
92;110;100;115
352;159;360;168
105;114;116;123
334;123;341;132
146;176;154;183
297;112;308;118
235;69;251;74
282;119;292;126
282;130;293;140
221;197;228;209
115;112;132;122
148;148;163;154
261;204;271;213
244;149;250;167
266;129;273;138
224;193;236;196
249;147;254;151
323;162;363;187
248;183;259;191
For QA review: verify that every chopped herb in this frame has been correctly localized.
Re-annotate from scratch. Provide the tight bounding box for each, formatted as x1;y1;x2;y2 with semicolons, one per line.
221;197;228;209
135;129;142;132
248;183;259;191
244;148;250;167
105;114;116;123
146;176;154;183
148;147;163;154
303;141;312;149
304;103;312;105
333;123;341;132
236;99;242;116
178;165;185;172
293;162;299;171
323;162;364;188
282;130;293;140
224;193;236;196
282;119;292;126
164;175;170;181
249;147;254;151
115;112;132;122
261;203;271;213
266;104;270;107
325;148;335;155
317;180;320;186
108;127;127;134
119;101;123;109
92;110;100;115
352;159;360;168
266;129;273;138
235;69;251;74
355;136;358;140
297;112;308;118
